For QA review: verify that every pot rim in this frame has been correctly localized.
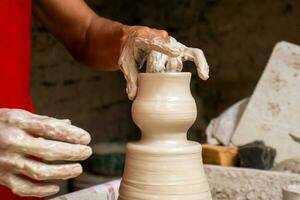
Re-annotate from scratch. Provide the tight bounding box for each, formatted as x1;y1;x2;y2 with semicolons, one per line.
139;72;191;77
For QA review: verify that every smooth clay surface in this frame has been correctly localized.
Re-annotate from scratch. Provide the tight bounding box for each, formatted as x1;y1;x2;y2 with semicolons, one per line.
118;73;212;200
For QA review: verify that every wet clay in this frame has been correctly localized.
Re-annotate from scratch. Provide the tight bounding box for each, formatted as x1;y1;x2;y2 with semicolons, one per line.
119;36;209;100
118;73;212;200
0;109;92;197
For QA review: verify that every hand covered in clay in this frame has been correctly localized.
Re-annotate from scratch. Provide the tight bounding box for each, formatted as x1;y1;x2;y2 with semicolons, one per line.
119;26;209;100
0;109;92;197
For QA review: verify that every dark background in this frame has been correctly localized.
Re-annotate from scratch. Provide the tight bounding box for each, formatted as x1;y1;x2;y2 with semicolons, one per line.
31;0;300;144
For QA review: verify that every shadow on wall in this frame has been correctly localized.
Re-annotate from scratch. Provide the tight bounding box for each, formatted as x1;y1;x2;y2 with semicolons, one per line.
30;0;300;144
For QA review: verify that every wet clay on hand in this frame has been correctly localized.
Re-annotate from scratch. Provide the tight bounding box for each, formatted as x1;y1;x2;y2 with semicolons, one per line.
0;109;92;197
119;36;209;100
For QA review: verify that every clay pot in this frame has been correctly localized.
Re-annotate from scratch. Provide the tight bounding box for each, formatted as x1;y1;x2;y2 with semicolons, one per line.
118;72;212;200
283;185;300;200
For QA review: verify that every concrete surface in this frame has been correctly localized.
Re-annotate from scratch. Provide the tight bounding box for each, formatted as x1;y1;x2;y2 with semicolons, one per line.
204;165;300;200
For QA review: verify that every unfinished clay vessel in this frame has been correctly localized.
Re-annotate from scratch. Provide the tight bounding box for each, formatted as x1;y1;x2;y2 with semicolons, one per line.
118;72;212;200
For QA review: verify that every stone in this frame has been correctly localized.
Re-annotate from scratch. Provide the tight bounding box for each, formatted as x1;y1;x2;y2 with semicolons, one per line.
204;165;300;200
232;41;300;162
206;98;249;146
202;144;238;166
273;158;300;174
282;185;300;200
238;140;276;169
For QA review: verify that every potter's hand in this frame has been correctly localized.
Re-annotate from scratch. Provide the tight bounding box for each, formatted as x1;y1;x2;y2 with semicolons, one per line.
0;109;92;197
118;26;209;100
119;26;179;100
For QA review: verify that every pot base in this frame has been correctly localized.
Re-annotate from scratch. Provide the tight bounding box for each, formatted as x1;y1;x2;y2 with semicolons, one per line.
118;142;212;200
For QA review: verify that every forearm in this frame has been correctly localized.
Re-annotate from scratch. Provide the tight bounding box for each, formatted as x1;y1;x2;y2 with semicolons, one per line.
33;0;124;70
79;16;125;70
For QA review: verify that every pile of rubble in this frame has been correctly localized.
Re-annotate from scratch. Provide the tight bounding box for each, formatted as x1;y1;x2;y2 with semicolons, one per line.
203;41;300;199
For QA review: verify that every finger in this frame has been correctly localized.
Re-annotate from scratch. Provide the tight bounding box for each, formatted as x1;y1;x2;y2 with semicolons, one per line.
146;51;168;73
0;152;83;180
4;127;92;161
134;36;183;57
19;137;92;161
0;171;59;197
23;118;91;145
182;48;209;80
1;109;91;145
119;35;139;100
166;57;183;72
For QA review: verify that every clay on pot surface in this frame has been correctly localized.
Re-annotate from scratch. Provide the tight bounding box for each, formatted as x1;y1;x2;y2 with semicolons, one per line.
283;185;300;200
118;72;212;200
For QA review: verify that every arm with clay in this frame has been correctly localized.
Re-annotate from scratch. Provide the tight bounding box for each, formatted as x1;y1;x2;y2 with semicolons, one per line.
32;0;169;70
33;0;209;100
